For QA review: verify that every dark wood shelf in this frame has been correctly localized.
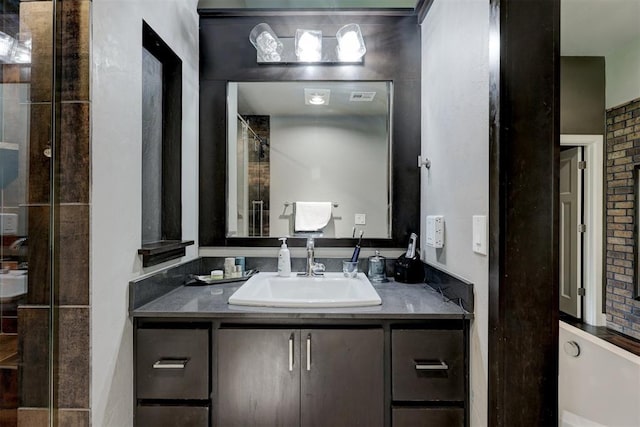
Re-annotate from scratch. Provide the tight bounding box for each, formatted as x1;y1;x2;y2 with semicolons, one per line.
138;240;194;267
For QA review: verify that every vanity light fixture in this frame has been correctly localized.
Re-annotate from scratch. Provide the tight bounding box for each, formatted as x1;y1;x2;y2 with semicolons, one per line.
0;31;15;62
0;30;32;64
12;43;31;64
295;29;322;62
336;24;366;61
249;23;365;64
304;88;330;106
249;23;283;62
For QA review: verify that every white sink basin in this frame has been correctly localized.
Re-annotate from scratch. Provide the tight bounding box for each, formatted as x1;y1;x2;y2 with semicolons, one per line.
0;270;27;299
228;272;382;308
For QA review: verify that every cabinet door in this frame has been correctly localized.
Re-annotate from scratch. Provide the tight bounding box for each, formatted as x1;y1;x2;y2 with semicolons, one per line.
301;329;384;427
218;329;300;427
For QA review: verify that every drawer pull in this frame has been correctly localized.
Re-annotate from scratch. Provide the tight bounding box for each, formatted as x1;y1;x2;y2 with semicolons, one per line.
414;361;449;371
306;334;311;371
289;334;294;372
153;358;189;369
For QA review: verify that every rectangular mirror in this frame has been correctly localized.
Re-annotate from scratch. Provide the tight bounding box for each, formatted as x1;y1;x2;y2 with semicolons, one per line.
226;81;392;239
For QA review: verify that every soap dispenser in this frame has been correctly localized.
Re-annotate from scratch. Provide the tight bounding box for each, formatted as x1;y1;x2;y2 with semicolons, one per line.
277;237;291;277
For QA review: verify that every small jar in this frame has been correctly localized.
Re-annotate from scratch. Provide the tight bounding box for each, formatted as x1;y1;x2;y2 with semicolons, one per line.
368;250;386;282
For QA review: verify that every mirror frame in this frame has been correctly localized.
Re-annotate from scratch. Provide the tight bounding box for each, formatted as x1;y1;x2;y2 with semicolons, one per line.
198;13;421;249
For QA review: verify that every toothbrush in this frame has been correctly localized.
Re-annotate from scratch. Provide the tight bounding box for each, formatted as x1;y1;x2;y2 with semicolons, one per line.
350;230;364;262
405;232;417;259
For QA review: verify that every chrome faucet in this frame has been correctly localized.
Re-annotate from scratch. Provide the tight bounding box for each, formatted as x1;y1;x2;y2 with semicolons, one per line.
9;237;27;251
298;236;325;277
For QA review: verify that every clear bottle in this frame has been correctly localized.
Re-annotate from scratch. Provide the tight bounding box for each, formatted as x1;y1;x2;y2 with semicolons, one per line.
277;237;291;277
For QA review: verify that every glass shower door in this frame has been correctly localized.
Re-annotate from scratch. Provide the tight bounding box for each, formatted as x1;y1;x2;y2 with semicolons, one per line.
0;2;51;424
244;116;270;237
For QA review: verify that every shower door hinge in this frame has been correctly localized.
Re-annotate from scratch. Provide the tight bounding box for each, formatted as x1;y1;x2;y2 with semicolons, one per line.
578;161;586;170
578;288;586;297
578;224;586;233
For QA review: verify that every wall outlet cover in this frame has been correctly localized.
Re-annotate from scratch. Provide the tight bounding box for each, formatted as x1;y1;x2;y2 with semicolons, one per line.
425;215;444;248
355;213;366;225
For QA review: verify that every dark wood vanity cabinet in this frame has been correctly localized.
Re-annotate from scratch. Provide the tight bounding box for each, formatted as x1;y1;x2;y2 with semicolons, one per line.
391;329;466;427
135;326;211;427
218;328;384;427
134;320;467;427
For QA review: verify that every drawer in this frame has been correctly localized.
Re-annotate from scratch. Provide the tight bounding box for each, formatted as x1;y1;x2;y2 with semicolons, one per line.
136;404;209;427
392;407;464;427
136;328;209;400
392;329;464;401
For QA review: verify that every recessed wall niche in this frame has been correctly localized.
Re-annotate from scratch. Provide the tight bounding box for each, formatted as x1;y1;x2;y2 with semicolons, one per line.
139;21;192;267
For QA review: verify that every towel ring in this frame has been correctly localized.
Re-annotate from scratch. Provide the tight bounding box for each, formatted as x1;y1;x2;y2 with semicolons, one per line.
284;201;339;208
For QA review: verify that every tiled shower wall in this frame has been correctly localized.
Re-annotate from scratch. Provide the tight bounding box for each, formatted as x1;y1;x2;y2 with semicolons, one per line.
605;98;640;340
18;1;91;425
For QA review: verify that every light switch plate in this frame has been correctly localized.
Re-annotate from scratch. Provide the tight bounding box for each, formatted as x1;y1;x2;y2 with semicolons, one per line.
425;215;444;248
472;215;487;255
355;213;366;225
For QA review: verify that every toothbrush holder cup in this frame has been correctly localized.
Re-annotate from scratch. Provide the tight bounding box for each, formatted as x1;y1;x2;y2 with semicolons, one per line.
342;260;358;278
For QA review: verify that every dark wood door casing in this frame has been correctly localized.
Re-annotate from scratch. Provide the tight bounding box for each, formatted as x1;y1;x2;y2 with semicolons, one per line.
488;0;560;426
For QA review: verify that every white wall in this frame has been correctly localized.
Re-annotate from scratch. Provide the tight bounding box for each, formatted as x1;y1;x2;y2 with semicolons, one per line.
606;36;640;109
269;115;389;238
421;1;489;426
91;1;199;425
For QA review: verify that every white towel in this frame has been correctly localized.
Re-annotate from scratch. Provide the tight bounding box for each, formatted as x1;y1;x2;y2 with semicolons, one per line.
294;202;332;232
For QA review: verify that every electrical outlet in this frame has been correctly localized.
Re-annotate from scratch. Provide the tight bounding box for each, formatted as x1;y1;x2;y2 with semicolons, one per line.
355;213;366;225
426;215;444;248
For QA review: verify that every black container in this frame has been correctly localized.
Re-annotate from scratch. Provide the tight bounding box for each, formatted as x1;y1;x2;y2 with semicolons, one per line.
394;254;424;284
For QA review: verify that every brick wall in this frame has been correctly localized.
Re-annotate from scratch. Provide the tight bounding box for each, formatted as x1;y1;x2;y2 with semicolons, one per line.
606;98;640;340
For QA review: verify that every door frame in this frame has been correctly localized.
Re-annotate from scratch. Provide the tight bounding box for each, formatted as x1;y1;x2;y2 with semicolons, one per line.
561;134;605;326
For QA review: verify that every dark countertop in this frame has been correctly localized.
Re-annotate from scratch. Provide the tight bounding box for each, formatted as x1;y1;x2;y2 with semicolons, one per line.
131;278;472;320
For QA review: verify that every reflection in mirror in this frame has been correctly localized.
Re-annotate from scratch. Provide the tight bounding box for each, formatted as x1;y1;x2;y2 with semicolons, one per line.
636;165;640;300
227;81;392;239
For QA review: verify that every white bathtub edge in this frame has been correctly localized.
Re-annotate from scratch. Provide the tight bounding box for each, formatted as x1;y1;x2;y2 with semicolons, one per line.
560;320;640;366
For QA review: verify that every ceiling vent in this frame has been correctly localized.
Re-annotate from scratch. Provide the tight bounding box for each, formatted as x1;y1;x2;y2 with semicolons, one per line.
349;91;376;102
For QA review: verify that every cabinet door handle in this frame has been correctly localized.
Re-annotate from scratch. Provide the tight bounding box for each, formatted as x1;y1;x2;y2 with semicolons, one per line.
414;361;449;371
152;358;189;369
306;334;311;371
289;334;294;372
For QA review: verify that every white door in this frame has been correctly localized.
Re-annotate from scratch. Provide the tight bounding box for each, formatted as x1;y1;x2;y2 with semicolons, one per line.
559;147;583;318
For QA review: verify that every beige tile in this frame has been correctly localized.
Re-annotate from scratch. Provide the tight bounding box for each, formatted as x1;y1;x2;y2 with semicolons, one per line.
17;408;48;427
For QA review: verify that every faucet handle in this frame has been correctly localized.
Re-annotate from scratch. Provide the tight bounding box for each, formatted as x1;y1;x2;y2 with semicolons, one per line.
312;262;325;273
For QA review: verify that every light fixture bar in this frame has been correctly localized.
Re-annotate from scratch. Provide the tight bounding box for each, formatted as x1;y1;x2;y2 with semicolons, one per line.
249;23;365;65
